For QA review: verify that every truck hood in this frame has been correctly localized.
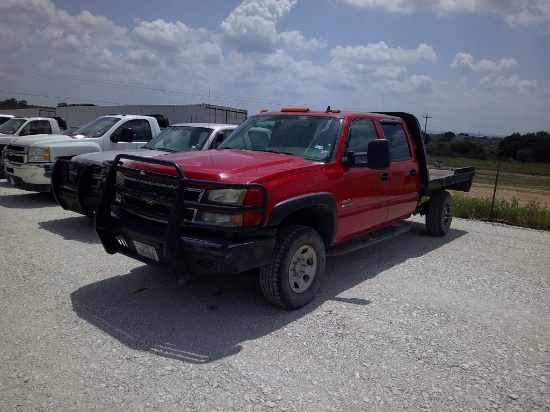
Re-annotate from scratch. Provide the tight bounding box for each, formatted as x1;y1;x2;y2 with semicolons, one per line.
71;148;167;166
8;134;72;146
0;134;16;145
126;149;326;184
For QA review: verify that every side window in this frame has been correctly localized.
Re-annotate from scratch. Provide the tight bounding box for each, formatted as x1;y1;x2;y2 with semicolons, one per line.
23;120;51;135
381;122;412;161
346;119;378;164
209;130;232;149
114;119;153;142
39;121;52;134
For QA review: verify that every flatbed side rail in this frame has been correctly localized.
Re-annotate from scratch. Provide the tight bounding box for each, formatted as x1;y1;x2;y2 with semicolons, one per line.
426;166;475;194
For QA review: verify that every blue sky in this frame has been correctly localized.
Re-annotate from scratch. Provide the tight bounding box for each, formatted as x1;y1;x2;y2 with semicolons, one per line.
0;0;548;135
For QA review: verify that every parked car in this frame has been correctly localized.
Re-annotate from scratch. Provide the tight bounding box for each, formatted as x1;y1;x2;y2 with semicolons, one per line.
52;123;237;217
4;114;165;192
0;116;67;178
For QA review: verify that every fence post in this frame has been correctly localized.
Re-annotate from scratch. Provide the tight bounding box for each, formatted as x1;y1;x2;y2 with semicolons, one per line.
489;159;501;221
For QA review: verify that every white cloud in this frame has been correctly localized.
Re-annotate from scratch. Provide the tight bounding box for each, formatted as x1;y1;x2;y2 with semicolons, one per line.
0;0;547;134
341;0;550;26
277;31;327;51
451;53;517;72
331;42;436;64
0;0;56;23
131;19;209;52
479;73;537;93
386;75;435;94
219;0;298;54
125;49;157;65
329;42;435;79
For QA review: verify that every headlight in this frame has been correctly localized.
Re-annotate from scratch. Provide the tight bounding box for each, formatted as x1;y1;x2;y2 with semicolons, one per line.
28;147;50;162
204;188;247;205
196;211;242;226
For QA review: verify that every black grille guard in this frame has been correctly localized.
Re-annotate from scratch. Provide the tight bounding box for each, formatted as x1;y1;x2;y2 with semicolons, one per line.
96;153;269;254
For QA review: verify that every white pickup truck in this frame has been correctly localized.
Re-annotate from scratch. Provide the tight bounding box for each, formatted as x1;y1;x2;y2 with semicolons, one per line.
52;123;237;217
0;116;67;178
4;114;164;192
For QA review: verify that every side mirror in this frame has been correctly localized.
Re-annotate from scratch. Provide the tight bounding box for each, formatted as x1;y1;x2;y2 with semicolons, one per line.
366;139;391;170
343;151;357;166
342;139;391;169
112;128;134;143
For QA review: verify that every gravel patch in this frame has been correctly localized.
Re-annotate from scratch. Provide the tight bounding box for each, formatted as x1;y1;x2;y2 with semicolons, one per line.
1;181;548;411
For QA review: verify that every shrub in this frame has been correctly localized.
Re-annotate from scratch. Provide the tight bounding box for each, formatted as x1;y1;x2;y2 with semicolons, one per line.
453;194;550;230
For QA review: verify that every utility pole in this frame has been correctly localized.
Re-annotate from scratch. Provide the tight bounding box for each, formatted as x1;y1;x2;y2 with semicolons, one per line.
423;113;432;134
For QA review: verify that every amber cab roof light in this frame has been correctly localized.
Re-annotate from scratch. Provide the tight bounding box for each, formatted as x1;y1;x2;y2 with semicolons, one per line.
280;107;310;112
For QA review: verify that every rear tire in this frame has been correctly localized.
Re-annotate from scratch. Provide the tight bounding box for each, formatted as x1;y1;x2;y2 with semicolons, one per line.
426;190;453;237
260;225;326;310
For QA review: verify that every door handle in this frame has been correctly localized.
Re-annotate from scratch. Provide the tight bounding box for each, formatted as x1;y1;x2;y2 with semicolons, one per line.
409;169;417;177
381;172;390;181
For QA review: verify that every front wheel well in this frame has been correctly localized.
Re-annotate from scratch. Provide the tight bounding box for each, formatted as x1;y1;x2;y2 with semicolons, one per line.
277;205;335;248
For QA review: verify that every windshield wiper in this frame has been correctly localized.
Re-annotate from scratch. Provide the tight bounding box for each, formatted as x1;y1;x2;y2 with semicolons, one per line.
152;147;177;152
256;148;295;156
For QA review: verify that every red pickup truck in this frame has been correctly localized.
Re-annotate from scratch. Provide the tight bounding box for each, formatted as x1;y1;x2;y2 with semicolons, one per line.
95;108;475;309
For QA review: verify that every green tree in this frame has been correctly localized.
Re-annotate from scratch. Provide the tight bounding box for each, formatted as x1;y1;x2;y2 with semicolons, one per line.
440;131;456;142
516;148;534;163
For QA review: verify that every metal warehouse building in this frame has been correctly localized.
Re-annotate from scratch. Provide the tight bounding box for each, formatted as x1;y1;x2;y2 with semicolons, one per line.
2;103;248;127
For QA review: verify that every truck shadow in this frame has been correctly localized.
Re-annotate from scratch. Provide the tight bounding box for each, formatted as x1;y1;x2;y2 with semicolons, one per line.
38;216;98;244
70;221;467;364
0;182;58;209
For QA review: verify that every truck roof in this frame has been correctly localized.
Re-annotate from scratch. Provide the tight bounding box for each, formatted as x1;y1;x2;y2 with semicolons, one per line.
168;123;237;128
255;107;403;121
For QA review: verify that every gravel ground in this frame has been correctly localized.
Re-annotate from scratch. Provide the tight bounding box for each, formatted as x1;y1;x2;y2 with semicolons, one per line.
1;180;549;412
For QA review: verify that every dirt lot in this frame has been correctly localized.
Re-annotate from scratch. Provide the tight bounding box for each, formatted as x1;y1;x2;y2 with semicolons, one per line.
1;181;549;411
458;171;550;207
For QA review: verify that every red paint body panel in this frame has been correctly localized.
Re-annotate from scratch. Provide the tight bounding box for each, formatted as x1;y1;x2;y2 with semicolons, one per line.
119;110;422;246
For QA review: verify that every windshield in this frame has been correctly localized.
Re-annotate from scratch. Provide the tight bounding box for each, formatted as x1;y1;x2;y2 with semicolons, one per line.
0;118;26;135
218;115;342;162
70;116;120;138
144;125;214;151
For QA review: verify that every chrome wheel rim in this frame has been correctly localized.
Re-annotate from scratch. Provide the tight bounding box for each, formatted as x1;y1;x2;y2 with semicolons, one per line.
288;244;317;293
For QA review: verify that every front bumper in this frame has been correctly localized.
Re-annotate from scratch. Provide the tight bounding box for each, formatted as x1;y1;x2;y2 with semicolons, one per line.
52;159;106;217
4;160;54;192
96;208;276;282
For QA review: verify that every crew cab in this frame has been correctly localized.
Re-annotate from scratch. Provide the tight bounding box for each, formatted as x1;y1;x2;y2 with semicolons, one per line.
95;108;475;309
52;123;237;217
0;116;67;178
4;114;164;192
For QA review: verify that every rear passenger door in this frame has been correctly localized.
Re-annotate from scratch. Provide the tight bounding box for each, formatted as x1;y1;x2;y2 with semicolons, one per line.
380;120;420;221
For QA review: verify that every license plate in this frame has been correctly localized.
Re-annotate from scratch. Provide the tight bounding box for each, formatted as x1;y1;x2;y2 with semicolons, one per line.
133;241;159;261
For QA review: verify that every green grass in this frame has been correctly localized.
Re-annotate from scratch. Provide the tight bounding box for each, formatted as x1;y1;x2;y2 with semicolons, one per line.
428;155;550;229
453;194;550;231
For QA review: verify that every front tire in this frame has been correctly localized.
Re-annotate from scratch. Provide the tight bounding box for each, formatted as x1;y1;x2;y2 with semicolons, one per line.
260;225;326;310
426;190;453;237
